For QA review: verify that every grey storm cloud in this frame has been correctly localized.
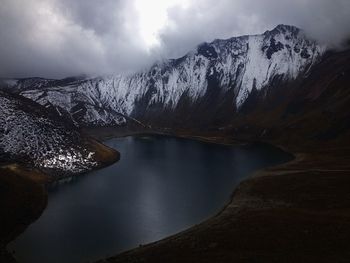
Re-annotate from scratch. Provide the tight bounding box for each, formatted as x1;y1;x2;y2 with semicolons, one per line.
0;0;349;78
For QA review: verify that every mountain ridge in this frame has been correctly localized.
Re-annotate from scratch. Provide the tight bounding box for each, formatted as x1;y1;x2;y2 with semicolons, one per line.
0;25;325;128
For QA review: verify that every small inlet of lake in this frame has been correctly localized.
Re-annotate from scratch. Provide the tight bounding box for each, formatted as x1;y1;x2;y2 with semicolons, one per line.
10;135;293;263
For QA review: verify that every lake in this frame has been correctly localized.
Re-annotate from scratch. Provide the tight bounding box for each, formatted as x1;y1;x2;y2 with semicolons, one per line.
10;135;293;263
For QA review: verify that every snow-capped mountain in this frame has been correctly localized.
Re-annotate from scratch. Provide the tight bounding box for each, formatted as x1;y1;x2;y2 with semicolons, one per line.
1;25;325;128
0;90;117;176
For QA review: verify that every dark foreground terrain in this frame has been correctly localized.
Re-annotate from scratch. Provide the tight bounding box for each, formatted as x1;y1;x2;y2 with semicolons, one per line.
0;165;48;262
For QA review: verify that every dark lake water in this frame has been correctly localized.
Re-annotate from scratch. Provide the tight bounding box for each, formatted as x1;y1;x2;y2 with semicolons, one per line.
10;135;293;263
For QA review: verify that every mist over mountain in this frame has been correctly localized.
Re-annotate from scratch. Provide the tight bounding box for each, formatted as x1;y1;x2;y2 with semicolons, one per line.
0;0;349;78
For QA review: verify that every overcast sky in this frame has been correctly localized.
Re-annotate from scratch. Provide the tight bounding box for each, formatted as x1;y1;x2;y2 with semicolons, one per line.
1;0;349;78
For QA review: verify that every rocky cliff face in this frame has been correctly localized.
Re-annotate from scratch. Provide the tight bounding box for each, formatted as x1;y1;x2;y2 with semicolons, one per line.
1;25;325;128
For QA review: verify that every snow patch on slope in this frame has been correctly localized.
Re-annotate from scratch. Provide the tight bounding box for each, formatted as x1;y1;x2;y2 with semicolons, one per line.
0;91;98;175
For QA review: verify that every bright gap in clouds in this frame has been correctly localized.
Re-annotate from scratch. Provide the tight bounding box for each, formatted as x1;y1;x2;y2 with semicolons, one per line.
134;0;190;50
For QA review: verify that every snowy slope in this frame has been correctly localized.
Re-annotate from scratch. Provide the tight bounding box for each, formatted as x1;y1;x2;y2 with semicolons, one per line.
2;25;325;127
0;91;99;175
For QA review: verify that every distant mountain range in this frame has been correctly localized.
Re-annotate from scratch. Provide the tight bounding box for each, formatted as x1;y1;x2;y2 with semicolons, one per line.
0;25;325;128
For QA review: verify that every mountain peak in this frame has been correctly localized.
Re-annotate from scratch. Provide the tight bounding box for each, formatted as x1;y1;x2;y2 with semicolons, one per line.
264;24;301;36
275;24;299;30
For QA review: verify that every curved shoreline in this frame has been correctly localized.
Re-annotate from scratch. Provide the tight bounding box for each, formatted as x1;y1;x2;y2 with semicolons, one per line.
4;128;350;263
85;129;301;260
91;130;350;263
96;134;297;260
